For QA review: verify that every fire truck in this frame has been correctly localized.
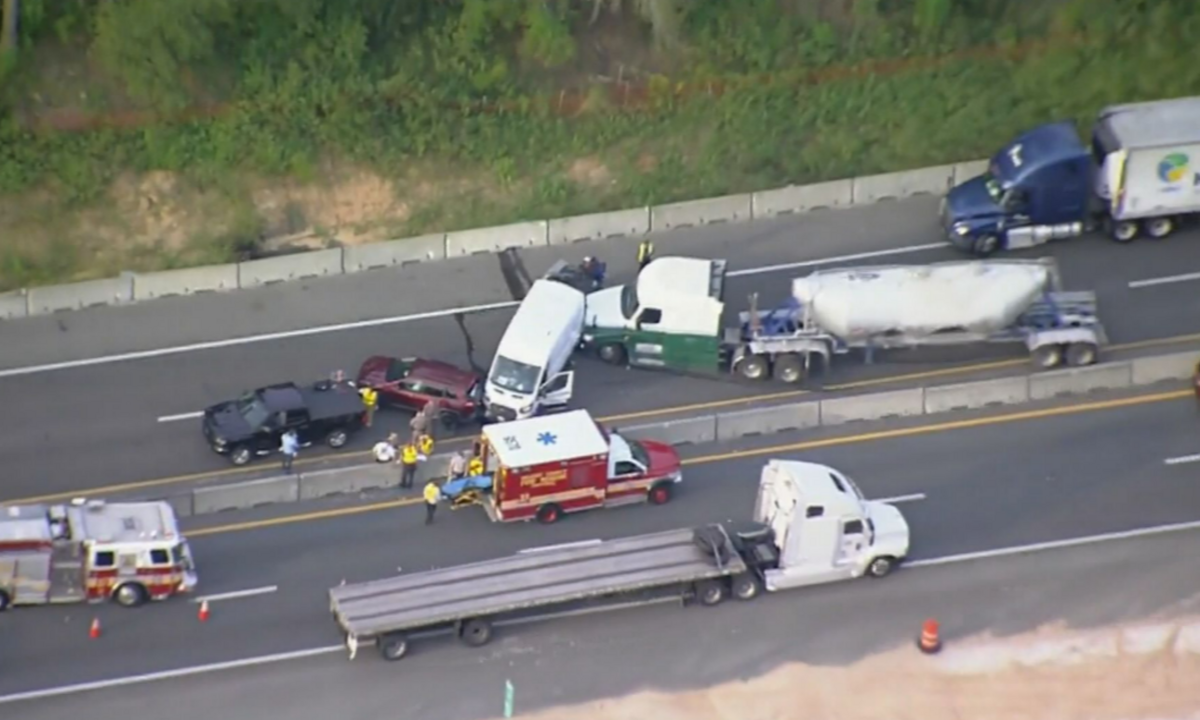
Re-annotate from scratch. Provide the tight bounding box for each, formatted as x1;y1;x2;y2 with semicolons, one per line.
441;409;683;524
0;499;198;611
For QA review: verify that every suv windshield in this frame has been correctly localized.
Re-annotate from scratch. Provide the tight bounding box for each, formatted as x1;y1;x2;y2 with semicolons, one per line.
620;283;638;320
236;394;271;428
490;356;541;395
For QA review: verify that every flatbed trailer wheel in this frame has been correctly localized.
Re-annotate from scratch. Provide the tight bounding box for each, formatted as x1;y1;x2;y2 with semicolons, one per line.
379;633;409;661
695;579;727;606
458;618;494;647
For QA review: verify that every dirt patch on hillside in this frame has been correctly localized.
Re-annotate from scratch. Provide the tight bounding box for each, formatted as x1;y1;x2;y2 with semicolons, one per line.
507;615;1200;720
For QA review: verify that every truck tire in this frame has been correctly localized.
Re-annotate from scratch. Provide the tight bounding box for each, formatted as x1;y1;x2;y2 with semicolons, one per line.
739;354;769;381
113;582;147;608
230;446;253;466
1065;342;1097;367
1110;220;1138;243
973;234;999;257
731;574;762;601
379;633;409;661
0;590;10;612
695;579;727;606
772;354;804;384
648;482;672;505
1145;217;1174;239
1031;344;1062;370
326;429;349;449
536;503;563;524
458;618;493;647
597;343;627;366
866;556;896;578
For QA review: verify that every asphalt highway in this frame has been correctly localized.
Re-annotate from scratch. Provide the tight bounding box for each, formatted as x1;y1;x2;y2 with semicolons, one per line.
2;394;1198;704
11;529;1199;720
4;195;1200;501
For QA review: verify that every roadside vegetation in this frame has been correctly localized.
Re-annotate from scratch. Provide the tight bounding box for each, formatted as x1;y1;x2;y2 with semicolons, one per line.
0;0;1196;291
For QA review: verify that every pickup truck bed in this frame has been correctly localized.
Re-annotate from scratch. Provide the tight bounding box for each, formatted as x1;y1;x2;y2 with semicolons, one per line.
330;527;748;640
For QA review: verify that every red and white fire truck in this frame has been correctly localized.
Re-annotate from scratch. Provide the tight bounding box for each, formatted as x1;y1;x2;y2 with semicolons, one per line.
448;409;683;523
0;498;198;610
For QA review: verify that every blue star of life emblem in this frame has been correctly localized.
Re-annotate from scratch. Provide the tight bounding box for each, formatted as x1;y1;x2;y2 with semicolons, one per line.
537;431;558;446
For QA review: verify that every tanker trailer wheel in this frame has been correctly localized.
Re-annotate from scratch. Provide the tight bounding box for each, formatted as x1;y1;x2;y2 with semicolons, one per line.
739;355;769;381
1110;220;1138;243
772;354;804;384
1065;342;1097;367
1031;344;1063;370
1145;217;1174;239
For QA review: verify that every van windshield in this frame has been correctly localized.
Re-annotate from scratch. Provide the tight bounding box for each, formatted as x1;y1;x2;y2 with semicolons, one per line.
620;283;638;320
490;355;541;395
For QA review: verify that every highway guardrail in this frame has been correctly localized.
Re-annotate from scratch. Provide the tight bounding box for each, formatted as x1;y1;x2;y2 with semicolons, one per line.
142;347;1197;519
0;159;989;320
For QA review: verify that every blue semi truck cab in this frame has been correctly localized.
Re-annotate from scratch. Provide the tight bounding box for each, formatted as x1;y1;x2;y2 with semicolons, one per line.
941;122;1093;257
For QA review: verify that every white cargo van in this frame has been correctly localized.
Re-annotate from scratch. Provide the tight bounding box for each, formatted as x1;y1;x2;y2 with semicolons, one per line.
485;279;586;422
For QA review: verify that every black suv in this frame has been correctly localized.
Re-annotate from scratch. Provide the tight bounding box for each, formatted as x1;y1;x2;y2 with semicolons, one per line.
202;380;365;466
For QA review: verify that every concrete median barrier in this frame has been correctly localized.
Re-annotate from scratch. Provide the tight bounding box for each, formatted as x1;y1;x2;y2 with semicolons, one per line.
164;492;195;518
715;402;821;441
299;464;400;500
819;388;925;425
650;194;752;232
27;274;135;315
952;159;989;184
237;248;344;288
192;475;300;514
1131;350;1198;386
0;290;28;320
850;165;956;205
751;180;854;217
620;416;717;446
446;221;549;256
1028;362;1133;400
922;376;1030;414
548;208;650;245
342;234;447;271
134;264;239;300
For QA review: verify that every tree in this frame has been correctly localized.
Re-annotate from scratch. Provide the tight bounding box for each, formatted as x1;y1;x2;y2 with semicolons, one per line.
590;0;684;50
1;0;17;54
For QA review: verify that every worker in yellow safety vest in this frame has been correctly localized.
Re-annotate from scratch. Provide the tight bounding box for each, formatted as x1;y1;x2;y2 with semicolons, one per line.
418;433;434;458
359;386;378;427
467;455;485;477
637;238;654;270
398;442;419;489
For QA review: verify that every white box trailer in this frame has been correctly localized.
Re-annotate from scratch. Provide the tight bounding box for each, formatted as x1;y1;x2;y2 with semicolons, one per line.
329;459;910;662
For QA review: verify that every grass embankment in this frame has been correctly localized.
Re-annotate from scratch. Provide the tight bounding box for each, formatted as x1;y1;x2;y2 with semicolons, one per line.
0;0;1196;292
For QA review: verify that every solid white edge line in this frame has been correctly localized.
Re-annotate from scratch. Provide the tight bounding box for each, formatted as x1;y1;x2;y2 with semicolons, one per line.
157;411;204;423
519;539;603;554
7;517;1200;705
0;300;522;380
0;646;345;705
725;242;949;277
875;493;926;504
1164;454;1200;466
1;244;951;380
1128;271;1200;289
193;585;278;603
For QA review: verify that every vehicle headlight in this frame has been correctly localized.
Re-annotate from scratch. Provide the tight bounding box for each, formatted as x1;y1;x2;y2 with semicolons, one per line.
952;222;970;236
582;333;595;344
519;404;533;415
670;471;683;484
213;436;227;447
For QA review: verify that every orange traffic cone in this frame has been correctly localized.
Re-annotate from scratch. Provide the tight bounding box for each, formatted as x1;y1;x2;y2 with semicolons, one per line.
198;599;210;622
88;617;102;639
917;618;942;654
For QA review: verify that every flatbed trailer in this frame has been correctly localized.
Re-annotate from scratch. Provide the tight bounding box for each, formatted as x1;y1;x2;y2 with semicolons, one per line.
726;258;1108;382
330;524;771;661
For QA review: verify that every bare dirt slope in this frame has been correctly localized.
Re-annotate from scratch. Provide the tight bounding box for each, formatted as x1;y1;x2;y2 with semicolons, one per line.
506;614;1200;720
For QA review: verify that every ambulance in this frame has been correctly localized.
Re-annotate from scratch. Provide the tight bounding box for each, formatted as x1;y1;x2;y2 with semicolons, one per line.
0;499;198;610
446;409;682;523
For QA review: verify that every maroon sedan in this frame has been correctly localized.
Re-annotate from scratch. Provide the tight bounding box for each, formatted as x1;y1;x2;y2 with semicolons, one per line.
356;356;485;430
